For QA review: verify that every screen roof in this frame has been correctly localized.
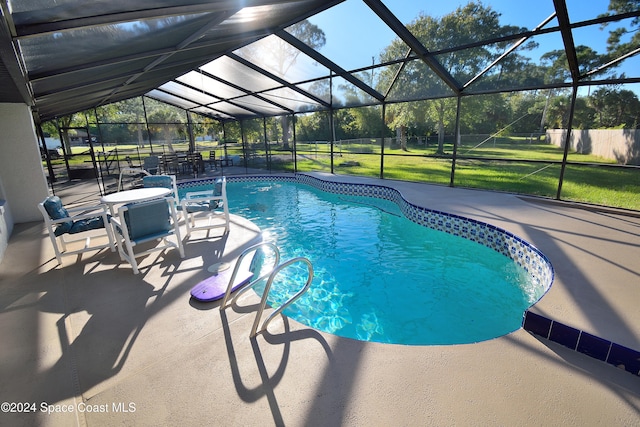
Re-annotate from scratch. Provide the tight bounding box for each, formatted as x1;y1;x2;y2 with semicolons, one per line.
1;0;638;122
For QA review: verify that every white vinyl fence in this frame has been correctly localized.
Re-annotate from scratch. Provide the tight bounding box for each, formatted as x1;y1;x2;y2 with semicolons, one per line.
546;129;640;165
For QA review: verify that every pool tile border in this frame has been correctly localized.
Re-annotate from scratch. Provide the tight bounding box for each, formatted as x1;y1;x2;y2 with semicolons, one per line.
523;311;640;376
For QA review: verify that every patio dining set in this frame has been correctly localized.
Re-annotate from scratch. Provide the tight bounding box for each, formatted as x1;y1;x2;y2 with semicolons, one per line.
131;150;235;178
38;174;229;274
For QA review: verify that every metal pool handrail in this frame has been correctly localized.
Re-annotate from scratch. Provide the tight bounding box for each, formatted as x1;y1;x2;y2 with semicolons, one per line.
250;257;314;338
219;241;281;310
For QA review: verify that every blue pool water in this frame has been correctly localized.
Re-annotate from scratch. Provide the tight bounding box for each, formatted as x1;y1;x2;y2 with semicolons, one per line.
181;179;549;345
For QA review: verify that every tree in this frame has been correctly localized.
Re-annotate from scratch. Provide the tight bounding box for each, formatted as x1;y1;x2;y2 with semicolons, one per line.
95;98;147;145
590;87;640;128
144;99;187;152
236;20;326;149
331;69;389;140
349;105;387;139
543;95;574;129
378;2;536;153
190;114;222;142
332;108;357;140
600;0;640;65
538;45;607;131
568;97;595;129
240;118;263;143
41;120;58;139
460;94;510;135
222;121;242;143
53;111;95;154
296;111;332;142
540;45;605;82
507;91;545;134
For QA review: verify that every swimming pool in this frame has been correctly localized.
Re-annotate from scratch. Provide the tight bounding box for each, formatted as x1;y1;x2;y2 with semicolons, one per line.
179;175;554;345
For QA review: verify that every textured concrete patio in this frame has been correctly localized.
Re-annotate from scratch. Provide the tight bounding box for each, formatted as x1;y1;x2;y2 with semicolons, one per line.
0;172;638;426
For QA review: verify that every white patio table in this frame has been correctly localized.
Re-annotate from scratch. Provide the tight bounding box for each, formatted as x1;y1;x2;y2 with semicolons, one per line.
101;187;171;215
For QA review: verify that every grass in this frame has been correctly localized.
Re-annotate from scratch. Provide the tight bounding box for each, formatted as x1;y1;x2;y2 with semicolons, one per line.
560;165;640;209
46;142;210;166
293;140;639;211
46;139;639;211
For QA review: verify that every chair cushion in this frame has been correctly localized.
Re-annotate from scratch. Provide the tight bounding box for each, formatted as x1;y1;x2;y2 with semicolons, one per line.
123;200;171;242
184;200;220;213
183;178;224;213
43;196;73;236
68;216;106;234
143;175;173;189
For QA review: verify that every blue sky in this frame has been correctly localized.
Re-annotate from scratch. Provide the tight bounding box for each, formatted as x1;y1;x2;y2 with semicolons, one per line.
306;0;637;82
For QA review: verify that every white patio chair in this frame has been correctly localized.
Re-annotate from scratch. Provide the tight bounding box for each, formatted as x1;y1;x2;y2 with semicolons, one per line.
181;177;229;238
109;197;184;274
142;174;178;199
117;167;150;191
142;155;160;175
38;196;116;265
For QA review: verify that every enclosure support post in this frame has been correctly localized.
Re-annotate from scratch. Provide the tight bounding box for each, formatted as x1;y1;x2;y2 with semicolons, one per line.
292;113;298;173
36;120;57;188
86;131;104;196
219;122;226;175
449;95;462;187
142;97;154;154
329;108;335;174
241;120;248;171
262;117;270;171
187;112;195;153
380;103;386;180
556;85;578;200
93;108;109;194
329;74;335;174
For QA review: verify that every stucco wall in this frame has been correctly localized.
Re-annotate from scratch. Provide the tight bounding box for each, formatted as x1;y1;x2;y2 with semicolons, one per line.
546;129;640;165
0;196;12;266
0;103;49;224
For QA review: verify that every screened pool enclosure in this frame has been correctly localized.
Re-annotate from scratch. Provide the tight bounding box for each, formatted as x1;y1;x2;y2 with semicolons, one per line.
2;0;639;210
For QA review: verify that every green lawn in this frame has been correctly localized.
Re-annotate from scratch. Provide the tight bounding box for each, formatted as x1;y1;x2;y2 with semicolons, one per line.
294;140;639;211
46;139;639;211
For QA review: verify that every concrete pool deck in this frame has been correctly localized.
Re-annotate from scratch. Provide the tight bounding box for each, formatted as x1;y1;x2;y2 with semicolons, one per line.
0;172;638;426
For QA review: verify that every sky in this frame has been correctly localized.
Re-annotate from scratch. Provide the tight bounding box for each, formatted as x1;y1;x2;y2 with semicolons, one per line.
305;0;638;87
